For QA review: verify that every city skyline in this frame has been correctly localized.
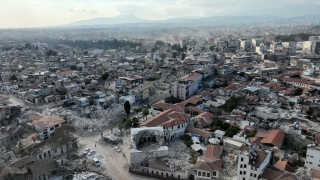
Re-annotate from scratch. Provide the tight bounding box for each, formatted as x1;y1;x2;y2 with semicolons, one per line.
0;0;320;28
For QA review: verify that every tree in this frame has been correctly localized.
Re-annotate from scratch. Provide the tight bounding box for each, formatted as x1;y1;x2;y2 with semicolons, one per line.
181;53;186;60
83;50;88;55
247;131;256;137
159;53;167;61
131;117;139;127
134;108;142;117
209;46;214;51
172;52;177;59
124;101;131;119
101;73;108;81
10;75;18;81
70;65;77;70
46;49;57;57
143;108;149;120
164;96;182;104
293;88;303;96
181;134;193;147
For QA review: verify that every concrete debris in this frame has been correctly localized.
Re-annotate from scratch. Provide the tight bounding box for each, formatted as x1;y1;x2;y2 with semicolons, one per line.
43;103;127;136
73;172;107;180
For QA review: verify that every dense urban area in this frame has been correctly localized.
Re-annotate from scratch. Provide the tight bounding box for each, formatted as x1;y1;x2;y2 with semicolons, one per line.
0;20;320;180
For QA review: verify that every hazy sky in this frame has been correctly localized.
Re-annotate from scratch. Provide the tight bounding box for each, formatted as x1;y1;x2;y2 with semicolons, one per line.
0;0;319;28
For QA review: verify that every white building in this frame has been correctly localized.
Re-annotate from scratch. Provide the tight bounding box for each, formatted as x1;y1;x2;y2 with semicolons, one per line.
237;148;271;180
305;144;320;171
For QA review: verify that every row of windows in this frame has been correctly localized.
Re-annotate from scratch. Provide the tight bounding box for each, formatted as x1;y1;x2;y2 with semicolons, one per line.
142;169;181;179
197;171;210;177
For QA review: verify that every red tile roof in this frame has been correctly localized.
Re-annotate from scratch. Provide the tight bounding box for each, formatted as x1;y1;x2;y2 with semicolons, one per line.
260;130;285;147
140;109;189;127
205;145;222;160
187;127;212;138
274;160;294;173
185;106;205;113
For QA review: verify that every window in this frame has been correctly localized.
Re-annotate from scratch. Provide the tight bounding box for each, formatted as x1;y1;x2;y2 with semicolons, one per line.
241;157;243;161
178;175;180;179
240;164;243;168
212;171;216;176
50;127;54;131
240;171;242;175
198;171;201;176
311;156;314;158
202;172;205;176
44;153;46;157
39;155;42;159
243;171;246;175
244;164;247;168
309;162;313;164
207;173;210;177
243;178;245;180
254;174;256;178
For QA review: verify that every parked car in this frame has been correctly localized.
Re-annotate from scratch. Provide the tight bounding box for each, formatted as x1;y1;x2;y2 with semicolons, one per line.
88;150;96;156
84;148;90;155
114;147;121;152
92;157;100;167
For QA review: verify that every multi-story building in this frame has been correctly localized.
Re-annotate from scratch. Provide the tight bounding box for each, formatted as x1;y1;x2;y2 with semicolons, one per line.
237;147;271;180
171;73;203;100
27;114;65;140
305;144;320;171
108;75;143;93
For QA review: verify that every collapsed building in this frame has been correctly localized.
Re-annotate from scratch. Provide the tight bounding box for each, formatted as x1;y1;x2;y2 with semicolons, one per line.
130;127;191;179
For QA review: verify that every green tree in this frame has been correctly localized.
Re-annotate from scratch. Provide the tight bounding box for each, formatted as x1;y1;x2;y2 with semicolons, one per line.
221;122;231;131
293;88;303;96
143;108;149;120
131;117;139;127
83;50;88;55
124;101;131;119
70;65;77;70
209;46;214;51
297;145;307;157
159;53;167;61
10;75;18;81
247;131;256;137
181;53;186;60
134;108;142;117
101;73;108;81
181;134;193;147
46;49;57;57
172;52;177;59
164;96;182;104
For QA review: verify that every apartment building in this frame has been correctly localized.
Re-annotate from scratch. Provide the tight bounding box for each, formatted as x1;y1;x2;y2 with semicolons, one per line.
171;72;203;100
305;144;320;171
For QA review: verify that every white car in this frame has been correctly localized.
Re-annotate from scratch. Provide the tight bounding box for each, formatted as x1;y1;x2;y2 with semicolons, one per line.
114;147;121;152
84;148;90;155
88;150;96;156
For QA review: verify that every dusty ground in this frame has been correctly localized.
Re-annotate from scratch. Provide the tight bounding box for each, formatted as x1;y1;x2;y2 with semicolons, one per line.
78;131;152;180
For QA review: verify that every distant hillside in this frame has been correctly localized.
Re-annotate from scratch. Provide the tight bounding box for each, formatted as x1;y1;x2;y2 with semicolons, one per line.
55;15;320;28
64;14;148;27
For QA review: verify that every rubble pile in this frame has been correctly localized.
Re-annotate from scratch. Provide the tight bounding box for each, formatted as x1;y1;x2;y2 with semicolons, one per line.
44;103;127;136
138;141;160;151
166;142;194;171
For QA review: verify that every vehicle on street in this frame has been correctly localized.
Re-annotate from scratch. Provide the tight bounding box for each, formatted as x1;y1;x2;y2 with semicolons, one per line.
114;147;121;152
84;148;90;155
92;157;100;167
88;150;96;156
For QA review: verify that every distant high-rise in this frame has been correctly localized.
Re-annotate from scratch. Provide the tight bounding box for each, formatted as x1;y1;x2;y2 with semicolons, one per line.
180;38;187;47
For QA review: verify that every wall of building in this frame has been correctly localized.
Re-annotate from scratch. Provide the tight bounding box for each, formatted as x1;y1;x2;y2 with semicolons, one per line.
130;147;169;167
305;147;320;171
